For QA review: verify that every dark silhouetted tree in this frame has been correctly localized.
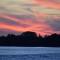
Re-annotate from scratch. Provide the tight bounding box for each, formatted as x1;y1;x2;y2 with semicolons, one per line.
0;31;60;46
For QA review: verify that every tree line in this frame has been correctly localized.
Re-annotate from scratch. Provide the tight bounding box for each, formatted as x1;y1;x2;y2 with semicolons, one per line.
0;31;60;47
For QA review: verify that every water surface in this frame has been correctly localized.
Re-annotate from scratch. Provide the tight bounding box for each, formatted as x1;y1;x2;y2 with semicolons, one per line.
0;47;60;60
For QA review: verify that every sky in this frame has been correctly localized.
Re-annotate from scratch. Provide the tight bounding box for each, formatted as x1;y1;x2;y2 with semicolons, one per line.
0;0;60;36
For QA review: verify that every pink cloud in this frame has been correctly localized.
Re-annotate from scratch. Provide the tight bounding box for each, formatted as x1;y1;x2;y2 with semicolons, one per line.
34;0;60;9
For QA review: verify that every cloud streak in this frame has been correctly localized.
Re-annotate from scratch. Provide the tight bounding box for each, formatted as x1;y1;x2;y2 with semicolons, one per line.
0;0;60;36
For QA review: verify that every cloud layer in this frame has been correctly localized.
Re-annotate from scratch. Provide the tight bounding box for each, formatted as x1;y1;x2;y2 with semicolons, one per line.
0;0;60;36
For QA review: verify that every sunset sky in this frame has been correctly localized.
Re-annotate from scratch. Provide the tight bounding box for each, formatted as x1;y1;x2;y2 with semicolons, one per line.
0;0;60;36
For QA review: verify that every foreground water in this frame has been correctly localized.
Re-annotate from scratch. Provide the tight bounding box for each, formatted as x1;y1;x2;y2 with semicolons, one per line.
0;47;60;60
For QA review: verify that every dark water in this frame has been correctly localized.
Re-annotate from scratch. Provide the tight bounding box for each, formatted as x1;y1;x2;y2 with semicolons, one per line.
0;47;60;60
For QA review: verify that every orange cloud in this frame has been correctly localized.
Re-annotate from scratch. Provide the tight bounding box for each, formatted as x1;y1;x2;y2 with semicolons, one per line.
0;23;25;32
0;13;55;36
0;13;58;36
0;21;54;36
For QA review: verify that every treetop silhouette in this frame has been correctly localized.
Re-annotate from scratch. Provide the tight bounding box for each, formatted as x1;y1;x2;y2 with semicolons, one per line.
0;31;60;47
